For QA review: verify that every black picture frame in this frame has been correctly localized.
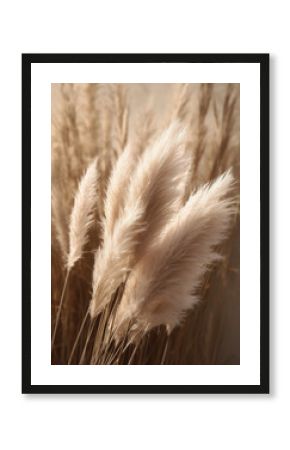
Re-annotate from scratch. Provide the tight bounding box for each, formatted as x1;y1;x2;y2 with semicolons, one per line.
22;53;269;394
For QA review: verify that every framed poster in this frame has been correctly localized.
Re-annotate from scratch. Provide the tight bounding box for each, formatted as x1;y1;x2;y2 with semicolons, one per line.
22;53;269;394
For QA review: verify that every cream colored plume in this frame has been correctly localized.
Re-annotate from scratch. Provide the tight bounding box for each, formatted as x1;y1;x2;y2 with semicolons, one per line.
67;158;98;270
90;203;145;318
114;170;235;337
89;122;191;318
103;143;137;239
124;122;190;254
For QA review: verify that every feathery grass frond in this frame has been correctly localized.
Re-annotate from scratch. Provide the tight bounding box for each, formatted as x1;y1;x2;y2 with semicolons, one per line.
124;121;191;253
171;84;192;122
114;171;235;338
67;158;98;270
103;143;138;239
134;107;156;155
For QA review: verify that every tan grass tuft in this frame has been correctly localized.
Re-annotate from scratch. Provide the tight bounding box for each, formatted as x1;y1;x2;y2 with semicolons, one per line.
67;158;98;270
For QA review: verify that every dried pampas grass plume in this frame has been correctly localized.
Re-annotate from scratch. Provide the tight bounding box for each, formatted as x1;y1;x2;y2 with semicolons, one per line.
90;203;145;318
114;170;235;338
89;122;191;318
103;143;137;239
124;122;191;250
67;158;98;270
52;158;98;349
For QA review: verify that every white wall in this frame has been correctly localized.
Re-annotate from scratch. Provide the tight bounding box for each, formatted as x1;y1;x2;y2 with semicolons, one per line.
0;1;286;449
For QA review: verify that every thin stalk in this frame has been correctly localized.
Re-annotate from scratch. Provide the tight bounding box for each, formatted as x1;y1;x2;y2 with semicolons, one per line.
90;284;125;364
103;339;124;365
90;306;110;364
99;284;126;363
128;342;139;365
105;319;134;364
79;318;96;364
160;335;170;365
68;308;90;364
51;269;70;350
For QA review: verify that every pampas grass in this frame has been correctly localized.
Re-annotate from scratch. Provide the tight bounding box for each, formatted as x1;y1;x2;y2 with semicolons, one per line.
114;171;235;339
51;158;98;348
67;158;98;270
89;122;191;318
51;83;240;365
103;143;137;239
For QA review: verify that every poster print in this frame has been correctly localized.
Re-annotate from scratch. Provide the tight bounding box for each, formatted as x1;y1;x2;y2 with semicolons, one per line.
22;54;269;393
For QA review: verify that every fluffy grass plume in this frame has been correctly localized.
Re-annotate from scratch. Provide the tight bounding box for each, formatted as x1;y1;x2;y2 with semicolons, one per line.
67;158;98;270
114;171;235;338
51;157;98;349
103;143;137;239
